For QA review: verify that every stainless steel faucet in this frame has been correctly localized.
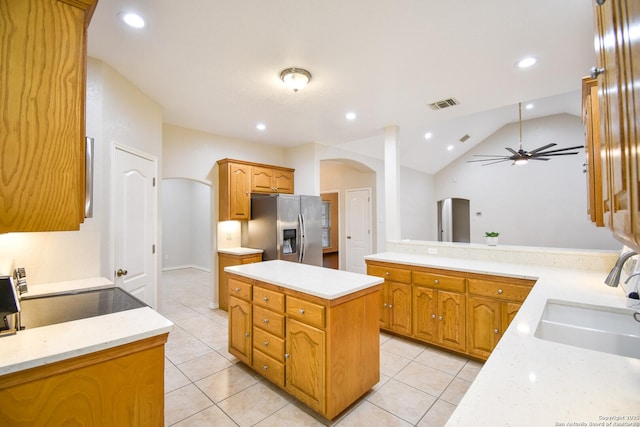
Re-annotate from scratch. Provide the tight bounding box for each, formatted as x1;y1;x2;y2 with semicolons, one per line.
605;250;638;287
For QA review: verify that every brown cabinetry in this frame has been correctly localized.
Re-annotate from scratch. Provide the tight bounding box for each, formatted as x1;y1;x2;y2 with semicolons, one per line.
582;77;605;227
590;0;640;248
218;251;262;310
367;263;412;334
226;272;380;419
251;166;294;194
0;0;97;233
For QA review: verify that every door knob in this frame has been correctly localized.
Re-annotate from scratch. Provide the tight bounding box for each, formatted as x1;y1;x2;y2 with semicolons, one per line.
116;268;128;277
347;236;352;239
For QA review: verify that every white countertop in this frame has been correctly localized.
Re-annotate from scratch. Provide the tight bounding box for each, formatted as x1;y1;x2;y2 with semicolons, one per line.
225;260;383;300
217;247;263;255
365;252;640;427
0;277;174;376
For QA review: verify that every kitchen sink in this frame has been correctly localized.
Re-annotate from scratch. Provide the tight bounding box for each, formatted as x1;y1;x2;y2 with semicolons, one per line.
19;287;147;329
534;299;640;359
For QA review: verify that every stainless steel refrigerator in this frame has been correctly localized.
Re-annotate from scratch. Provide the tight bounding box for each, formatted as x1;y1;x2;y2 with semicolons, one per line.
248;194;322;266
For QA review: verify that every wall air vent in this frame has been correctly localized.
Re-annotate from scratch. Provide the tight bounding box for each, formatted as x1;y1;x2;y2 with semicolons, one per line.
428;98;460;111
459;134;470;143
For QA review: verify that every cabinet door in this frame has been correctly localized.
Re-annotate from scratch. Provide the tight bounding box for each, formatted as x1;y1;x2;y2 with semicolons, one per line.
582;77;605;227
228;296;252;365
379;282;389;328
229;163;251;219
467;296;501;359
412;286;437;343
273;169;294;193
502;302;522;330
251;166;275;193
286;319;326;414
388;282;412;335
437;291;465;352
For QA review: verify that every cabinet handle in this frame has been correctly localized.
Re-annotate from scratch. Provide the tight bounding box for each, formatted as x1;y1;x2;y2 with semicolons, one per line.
438;316;443;321
385;271;390;276
263;341;269;346
234;287;240;292
263;296;269;301
494;329;500;334
383;303;388;308
434;279;439;284
497;289;503;294
263;318;269;323
284;353;290;359
431;314;436;319
389;304;393;309
299;308;305;314
590;66;605;78
263;365;268;371
244;332;250;337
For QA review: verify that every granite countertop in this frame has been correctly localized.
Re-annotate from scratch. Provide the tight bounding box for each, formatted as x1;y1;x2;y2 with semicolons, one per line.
225;259;383;300
365;252;640;427
0;277;174;376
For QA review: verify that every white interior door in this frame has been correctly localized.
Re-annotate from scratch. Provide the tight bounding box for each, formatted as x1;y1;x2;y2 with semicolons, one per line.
114;146;157;308
345;188;372;274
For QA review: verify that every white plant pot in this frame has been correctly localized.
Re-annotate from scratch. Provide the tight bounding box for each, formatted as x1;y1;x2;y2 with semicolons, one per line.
486;236;499;246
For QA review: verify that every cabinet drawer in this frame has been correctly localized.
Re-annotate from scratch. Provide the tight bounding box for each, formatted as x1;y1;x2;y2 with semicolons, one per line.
242;255;262;264
413;271;466;293
253;327;285;362
228;278;252;301
253;305;285;337
253;349;285;388
286;296;326;329
367;264;411;284
253;286;285;312
468;279;531;302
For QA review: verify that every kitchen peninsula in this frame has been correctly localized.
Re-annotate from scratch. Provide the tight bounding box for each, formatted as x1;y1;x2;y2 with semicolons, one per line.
224;260;383;420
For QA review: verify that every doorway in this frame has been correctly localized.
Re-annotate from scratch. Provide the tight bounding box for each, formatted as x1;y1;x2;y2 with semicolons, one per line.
437;198;470;243
321;191;339;269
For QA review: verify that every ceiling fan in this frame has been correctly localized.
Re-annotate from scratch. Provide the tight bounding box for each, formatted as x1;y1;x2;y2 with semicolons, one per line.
467;102;584;166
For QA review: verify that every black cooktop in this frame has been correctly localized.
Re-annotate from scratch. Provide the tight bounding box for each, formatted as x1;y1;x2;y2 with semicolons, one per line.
19;287;147;329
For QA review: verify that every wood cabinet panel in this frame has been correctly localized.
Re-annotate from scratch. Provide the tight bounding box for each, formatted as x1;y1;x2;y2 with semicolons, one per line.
228;277;252;301
228;296;252;365
413;286;437;342
218;161;251;220
286;295;326;329
582;77;606;227
367;264;412;284
468;278;531;303
413;271;466;293
253;349;285;388
0;0;97;232
253;305;285;337
387;282;412;335
467;296;502;359
253;286;285;312
253;327;285;361
251;166;294;194
437;291;466;352
218;252;262;310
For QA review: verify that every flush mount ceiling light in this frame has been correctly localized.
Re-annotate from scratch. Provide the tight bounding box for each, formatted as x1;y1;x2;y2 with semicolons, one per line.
118;11;145;28
345;112;357;121
515;56;538;68
280;68;312;92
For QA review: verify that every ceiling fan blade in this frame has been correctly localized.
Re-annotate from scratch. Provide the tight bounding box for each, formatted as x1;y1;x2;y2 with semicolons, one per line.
480;159;513;166
533;145;584;155
527;143;557;154
471;154;514;158
528;157;550;161
467;158;510;163
505;147;519;155
534;152;581;157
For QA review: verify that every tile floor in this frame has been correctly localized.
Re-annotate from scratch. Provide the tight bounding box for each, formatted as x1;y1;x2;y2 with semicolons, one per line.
158;268;483;427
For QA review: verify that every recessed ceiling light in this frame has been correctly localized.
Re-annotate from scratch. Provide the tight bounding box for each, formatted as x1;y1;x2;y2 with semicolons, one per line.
256;123;266;131
447;145;454;151
118;11;145;28
525;103;534;110
516;56;538;68
345;112;357;121
424;132;432;140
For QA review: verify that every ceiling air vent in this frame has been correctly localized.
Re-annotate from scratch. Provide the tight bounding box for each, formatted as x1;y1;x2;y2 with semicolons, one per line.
428;98;460;111
459;134;470;143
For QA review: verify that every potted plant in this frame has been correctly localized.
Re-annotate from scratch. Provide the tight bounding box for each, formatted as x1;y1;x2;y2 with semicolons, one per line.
485;232;499;246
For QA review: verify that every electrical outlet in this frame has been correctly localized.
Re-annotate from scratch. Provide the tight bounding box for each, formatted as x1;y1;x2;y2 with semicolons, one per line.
428;248;437;255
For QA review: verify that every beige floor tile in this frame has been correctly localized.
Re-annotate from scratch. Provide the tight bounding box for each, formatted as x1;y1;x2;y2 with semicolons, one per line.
416;399;456;427
164;383;213;426
414;347;467;376
177;350;233;382
457;360;484;382
335;401;413;427
195;364;260;403
165;360;192;393
394;361;454;397
216;381;290;426
381;336;427;359
380;349;412;377
172;405;236;427
366;379;436;425
254;402;326;427
440;377;472;405
165;335;214;365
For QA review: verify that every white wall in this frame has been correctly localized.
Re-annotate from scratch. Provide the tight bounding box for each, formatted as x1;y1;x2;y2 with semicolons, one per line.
401;167;436;241
161;179;211;271
434;113;620;250
0;58;163;284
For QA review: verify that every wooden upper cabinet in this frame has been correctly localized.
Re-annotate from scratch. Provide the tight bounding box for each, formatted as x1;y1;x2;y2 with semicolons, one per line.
592;0;640;248
582;77;605;227
0;0;98;233
251;166;294;194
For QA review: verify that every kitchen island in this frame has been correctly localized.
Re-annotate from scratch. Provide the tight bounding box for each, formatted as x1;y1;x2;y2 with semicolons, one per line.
0;277;174;426
224;260;383;420
364;246;638;427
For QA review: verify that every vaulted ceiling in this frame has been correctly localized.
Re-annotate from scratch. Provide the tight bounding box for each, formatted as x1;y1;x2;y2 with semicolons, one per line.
87;0;595;174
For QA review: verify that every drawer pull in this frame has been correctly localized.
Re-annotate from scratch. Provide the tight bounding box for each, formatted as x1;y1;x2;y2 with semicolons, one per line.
263;341;269;346
234;287;240;292
383;303;388;308
299;308;305;314
438;316;443;321
497;289;504;294
284;353;290;359
263;318;269;323
494;329;500;334
431;314;436;319
389;304;393;309
263;365;268;371
434;279;439;284
263;296;269;301
385;271;390;276
244;332;250;337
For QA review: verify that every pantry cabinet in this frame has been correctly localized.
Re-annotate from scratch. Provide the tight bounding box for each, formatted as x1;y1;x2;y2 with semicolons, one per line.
217;159;295;221
0;0;97;233
590;0;640;248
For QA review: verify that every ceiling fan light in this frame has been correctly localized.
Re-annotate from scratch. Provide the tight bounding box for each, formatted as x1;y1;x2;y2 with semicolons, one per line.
514;158;528;166
280;68;312;92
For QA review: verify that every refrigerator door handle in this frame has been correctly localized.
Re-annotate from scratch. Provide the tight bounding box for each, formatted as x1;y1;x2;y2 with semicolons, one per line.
298;213;305;263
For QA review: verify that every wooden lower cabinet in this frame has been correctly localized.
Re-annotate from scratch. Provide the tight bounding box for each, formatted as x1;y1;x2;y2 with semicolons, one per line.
226;273;380;420
218;251;262;311
413;287;465;352
382;282;412;335
0;334;168;426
